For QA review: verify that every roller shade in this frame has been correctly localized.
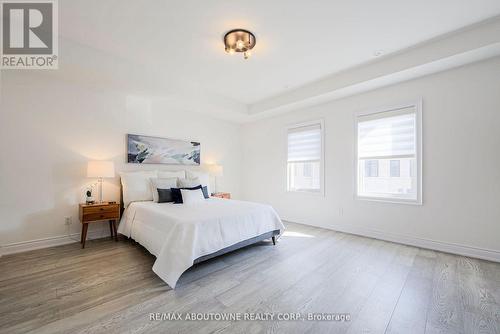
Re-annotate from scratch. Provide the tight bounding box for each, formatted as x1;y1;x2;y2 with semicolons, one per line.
287;124;321;162
358;108;416;159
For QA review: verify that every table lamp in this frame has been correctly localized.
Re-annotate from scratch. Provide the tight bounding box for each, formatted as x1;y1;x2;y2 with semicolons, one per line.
87;161;115;203
207;164;223;194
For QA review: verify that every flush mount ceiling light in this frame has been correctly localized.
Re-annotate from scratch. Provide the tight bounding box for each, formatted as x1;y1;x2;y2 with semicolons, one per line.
224;29;256;60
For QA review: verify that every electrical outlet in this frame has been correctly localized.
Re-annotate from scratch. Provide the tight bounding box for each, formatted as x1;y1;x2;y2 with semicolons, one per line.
64;217;72;226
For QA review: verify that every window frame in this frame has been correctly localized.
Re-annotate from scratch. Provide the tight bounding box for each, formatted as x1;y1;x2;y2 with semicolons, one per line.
286;119;325;196
354;100;423;205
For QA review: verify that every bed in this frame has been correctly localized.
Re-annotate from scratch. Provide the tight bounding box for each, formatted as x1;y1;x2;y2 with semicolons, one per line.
117;196;285;288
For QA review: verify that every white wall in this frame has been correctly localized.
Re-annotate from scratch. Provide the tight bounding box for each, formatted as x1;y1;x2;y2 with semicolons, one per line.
241;57;500;258
1;56;499;260
0;71;242;247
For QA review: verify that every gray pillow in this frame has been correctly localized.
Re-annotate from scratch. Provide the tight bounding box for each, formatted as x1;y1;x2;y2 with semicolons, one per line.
157;189;174;203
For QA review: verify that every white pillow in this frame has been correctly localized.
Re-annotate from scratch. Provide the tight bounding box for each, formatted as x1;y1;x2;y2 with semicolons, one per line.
178;177;201;188
158;170;185;179
180;188;205;204
150;177;178;202
120;170;157;207
186;170;210;195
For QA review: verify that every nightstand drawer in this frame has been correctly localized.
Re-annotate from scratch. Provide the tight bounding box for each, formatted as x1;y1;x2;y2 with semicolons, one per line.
83;204;119;215
82;211;119;222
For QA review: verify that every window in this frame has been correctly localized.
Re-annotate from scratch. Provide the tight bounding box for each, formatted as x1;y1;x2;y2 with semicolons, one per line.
365;160;379;177
356;102;422;204
287;120;323;193
390;160;400;177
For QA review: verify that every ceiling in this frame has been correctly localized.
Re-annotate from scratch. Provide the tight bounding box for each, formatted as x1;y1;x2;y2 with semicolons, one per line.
58;1;500;112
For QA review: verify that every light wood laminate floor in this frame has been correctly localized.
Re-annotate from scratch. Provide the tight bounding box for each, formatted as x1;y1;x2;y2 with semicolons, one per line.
0;222;499;334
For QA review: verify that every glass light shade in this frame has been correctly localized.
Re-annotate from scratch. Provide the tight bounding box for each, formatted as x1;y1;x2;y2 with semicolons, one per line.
223;29;256;59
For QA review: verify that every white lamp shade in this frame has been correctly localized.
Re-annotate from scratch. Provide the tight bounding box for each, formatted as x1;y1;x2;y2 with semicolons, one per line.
87;161;115;178
207;164;223;177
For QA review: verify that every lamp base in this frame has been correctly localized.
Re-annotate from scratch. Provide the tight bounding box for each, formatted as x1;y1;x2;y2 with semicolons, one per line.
98;178;104;203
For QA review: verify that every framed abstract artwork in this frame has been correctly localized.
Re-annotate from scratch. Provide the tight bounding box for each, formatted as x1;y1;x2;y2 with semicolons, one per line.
127;134;200;165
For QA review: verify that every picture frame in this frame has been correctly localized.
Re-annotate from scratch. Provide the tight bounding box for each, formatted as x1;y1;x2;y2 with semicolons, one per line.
127;134;201;165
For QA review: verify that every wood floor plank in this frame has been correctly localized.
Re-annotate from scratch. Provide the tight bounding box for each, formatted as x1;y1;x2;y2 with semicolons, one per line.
455;257;499;334
303;242;406;334
385;249;438;334
424;253;465;334
343;245;418;334
0;222;498;334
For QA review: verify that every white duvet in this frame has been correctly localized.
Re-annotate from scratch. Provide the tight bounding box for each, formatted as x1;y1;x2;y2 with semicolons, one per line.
117;198;285;288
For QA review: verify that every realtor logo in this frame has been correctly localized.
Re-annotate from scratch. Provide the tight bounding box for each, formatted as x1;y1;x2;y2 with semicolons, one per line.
1;0;58;69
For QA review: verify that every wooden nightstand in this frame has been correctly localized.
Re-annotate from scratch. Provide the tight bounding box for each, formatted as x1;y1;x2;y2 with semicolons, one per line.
79;202;120;248
211;192;231;199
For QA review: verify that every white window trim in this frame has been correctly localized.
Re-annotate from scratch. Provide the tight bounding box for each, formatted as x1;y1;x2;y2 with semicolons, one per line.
286;119;325;196
354;100;423;205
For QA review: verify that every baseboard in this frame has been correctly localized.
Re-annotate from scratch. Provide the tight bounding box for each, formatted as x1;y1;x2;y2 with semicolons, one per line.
0;229;109;257
283;220;500;263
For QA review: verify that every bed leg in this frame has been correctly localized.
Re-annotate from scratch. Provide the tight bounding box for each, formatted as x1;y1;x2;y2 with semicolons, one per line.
272;236;276;245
